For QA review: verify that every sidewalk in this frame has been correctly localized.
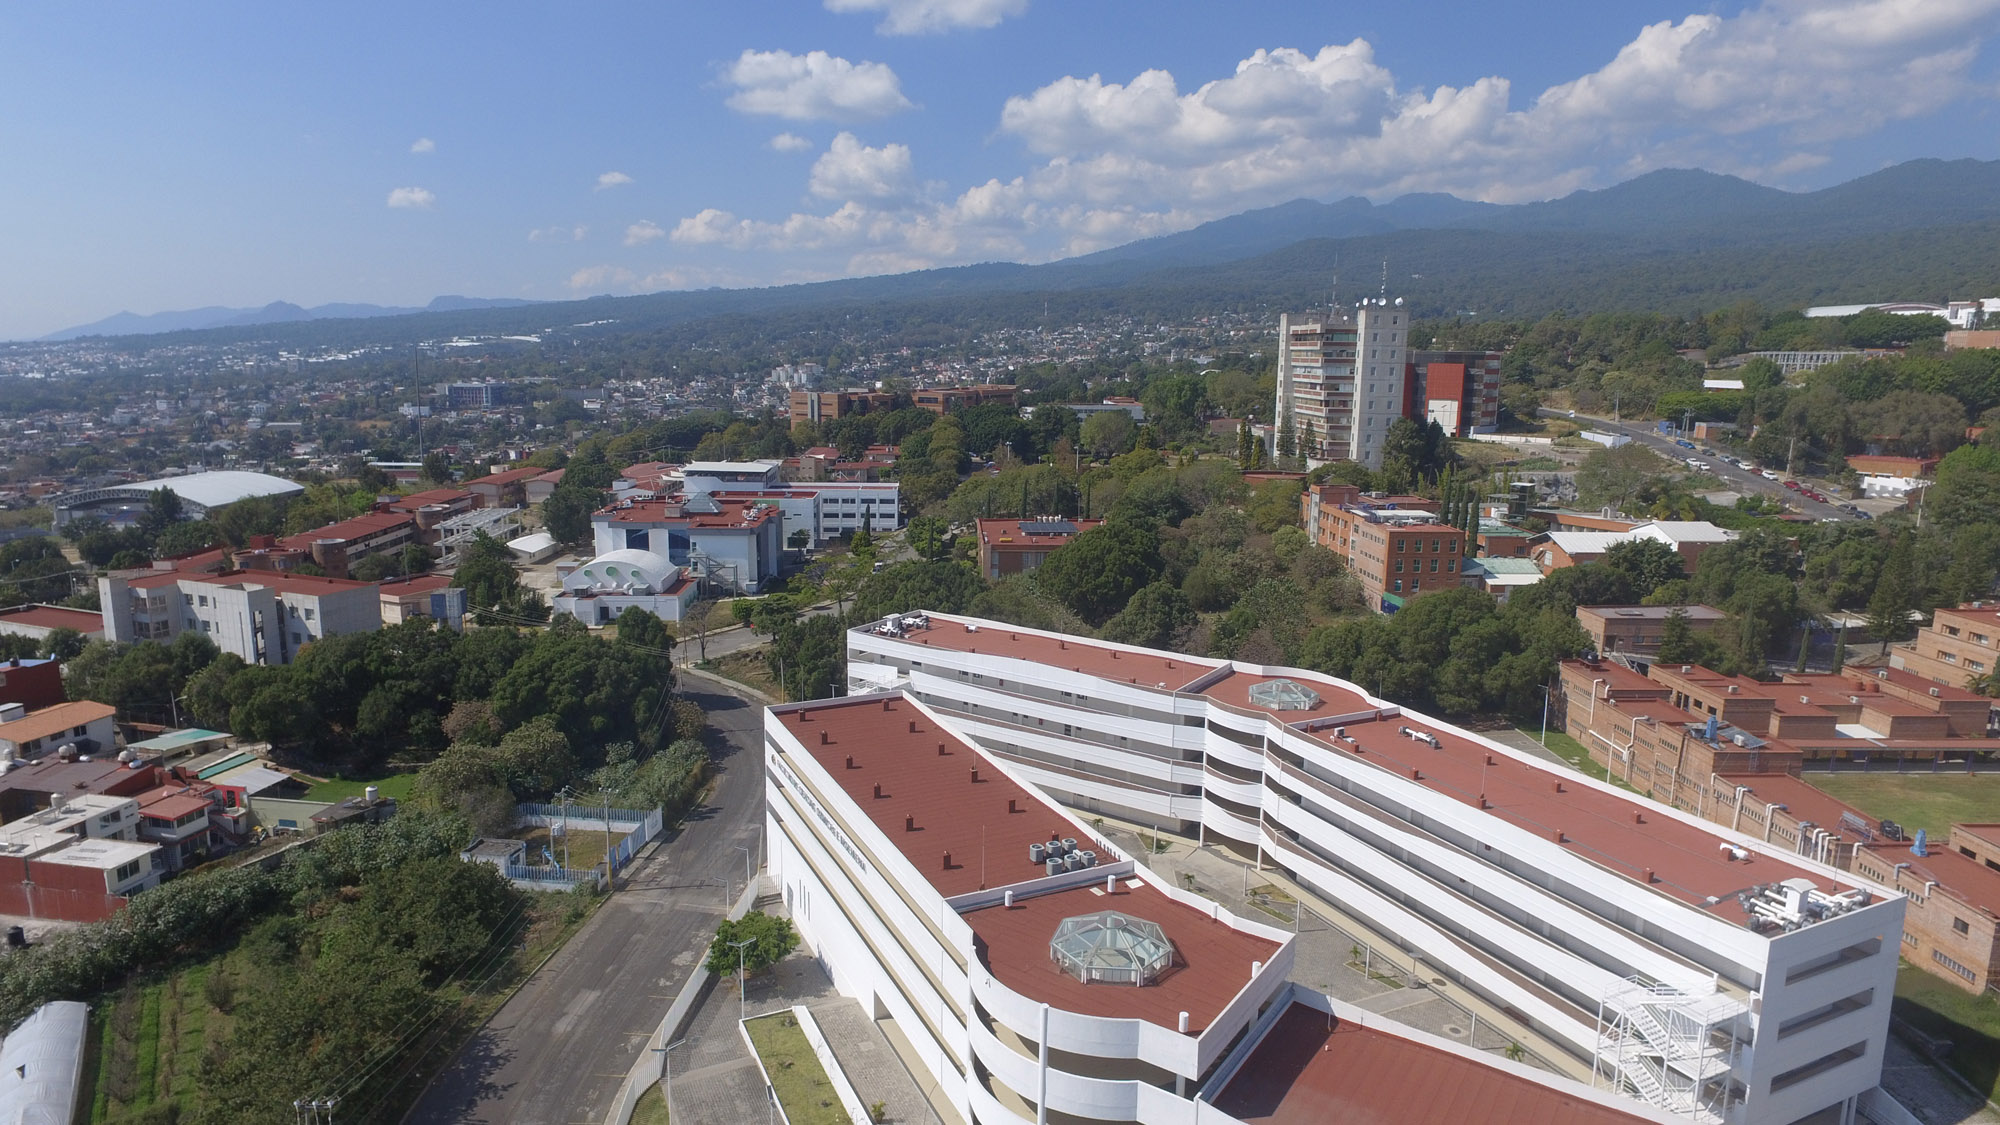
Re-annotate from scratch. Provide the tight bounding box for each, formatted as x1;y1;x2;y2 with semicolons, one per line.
665;930;946;1125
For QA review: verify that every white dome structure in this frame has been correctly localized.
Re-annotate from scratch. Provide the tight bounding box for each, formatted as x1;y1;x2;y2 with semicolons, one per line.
564;549;682;594
552;548;699;626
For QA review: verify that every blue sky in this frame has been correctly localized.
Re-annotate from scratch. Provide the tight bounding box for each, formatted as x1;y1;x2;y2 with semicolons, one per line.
3;0;1997;339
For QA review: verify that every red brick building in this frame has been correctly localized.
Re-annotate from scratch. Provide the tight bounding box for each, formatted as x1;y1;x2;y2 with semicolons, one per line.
975;518;1103;579
1299;484;1462;612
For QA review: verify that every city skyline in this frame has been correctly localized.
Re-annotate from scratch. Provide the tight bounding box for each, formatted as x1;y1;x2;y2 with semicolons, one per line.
3;0;1998;340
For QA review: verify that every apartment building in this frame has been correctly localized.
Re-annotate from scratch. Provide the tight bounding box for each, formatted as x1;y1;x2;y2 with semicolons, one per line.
766;690;1674;1125
1893;601;2000;694
465;465;541;508
1578;605;1731;658
789;388;895;427
912;384;1016;414
1411;349;1504;435
1299;484;1463;611
974;518;1103;579
847;613;1906;1125
100;568;382;666
0;700;117;760
1273;299;1410;468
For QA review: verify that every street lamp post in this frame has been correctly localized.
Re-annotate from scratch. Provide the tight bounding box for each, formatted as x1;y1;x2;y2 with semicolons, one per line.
1540;684;1551;747
730;937;756;1026
653;1038;687;1123
737;843;754;891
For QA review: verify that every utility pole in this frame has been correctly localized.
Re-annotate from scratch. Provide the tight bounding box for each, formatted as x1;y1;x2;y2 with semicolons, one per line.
604;793;615;893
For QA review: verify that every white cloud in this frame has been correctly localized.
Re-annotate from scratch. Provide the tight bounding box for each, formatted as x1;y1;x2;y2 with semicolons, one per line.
569;265;637;291
386;186;436;209
808;133;914;200
597;171;634;190
824;0;1027;35
529;225;589;242
409;137;435;154
672;0;2000;277
723;49;913;122
625;220;668;246
770;132;815;153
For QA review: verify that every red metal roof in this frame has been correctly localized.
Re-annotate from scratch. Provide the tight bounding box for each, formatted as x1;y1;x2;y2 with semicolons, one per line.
0;605;103;633
975;518;1105;551
780;697;1080;898
1328;716;1831;906
899;614;1219;691
963;880;1277;1031
1215;1002;1657;1125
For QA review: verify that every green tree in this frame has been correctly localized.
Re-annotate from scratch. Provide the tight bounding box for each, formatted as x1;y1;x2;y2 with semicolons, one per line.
1035;521;1164;625
1601;538;1687;601
1080;410;1137;459
905;514;950;560
705;911;799;975
1865;533;1918;654
1099;582;1198;651
541;483;601;546
1576;443;1666;513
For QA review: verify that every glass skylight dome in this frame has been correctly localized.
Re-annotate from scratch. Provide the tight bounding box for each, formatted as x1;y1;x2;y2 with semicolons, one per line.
1049;911;1173;985
1247;678;1321;711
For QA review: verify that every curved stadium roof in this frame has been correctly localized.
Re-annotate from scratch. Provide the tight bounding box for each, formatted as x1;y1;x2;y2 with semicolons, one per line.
52;470;304;523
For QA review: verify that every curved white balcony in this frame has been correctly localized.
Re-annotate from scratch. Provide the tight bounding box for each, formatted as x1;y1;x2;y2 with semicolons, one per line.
969;966;1200;1077
1200;799;1261;847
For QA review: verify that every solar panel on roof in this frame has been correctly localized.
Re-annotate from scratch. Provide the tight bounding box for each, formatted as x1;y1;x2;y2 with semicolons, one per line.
1019;520;1078;535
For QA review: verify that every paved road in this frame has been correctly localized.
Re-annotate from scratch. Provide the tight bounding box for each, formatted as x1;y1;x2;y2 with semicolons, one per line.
1544;409;1857;521
406;678;767;1125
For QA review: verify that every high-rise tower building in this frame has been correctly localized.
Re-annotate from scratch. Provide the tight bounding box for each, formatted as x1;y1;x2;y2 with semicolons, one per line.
1273;298;1409;468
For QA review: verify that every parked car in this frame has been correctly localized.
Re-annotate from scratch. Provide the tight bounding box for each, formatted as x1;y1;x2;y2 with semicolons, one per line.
1675;439;1696;449
1783;480;1801;490
1761;470;1780;480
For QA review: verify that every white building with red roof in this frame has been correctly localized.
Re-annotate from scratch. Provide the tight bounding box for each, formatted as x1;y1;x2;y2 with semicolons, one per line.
843;613;1910;1125
99;566;382;665
768;691;1686;1125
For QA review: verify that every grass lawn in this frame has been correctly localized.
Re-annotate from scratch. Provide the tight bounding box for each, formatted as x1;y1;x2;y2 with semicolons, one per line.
301;771;420;803
630;1083;671;1125
1806;774;2000;837
712;650;786;701
745;1012;853;1125
1517;725;1641;793
1893;964;2000;1102
514;823;611;874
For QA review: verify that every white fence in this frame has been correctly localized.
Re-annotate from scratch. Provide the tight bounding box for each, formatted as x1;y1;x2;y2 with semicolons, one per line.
513;805;666;879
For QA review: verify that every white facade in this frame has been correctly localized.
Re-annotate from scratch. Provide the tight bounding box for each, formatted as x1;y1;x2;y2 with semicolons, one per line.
99;572;383;666
846;614;1907;1125
550;548;697;625
766;693;1301;1125
806;481;901;540
1273;299;1409;469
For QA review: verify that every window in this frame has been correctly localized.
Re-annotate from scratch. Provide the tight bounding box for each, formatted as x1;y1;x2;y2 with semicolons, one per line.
303;608;315;621
1933;950;1977;982
1429;559;1439;572
197;595;208;607
1953;917;1971;935
1786;937;1881;984
1447;559;1456;572
1769;1042;1867;1092
1396;540;1405;552
113;859;142;883
1395;560;1404;573
1777;990;1874;1039
1392;580;1402;593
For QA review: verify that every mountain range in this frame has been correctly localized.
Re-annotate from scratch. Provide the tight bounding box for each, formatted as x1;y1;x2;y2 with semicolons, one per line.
40;295;539;341
37;158;2000;345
